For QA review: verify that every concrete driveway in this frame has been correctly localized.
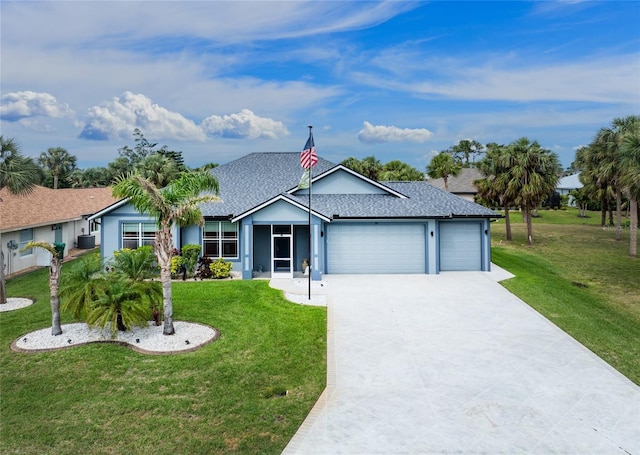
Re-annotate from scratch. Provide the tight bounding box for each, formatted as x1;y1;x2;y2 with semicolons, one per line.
281;269;640;454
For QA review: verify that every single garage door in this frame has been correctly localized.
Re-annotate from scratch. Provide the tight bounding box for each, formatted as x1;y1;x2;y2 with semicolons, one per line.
326;223;425;274
439;222;482;271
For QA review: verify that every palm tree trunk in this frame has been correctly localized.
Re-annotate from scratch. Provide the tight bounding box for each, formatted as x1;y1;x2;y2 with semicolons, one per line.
525;206;534;245
630;198;638;258
600;197;607;227
50;258;62;335
615;188;622;240
504;207;512;241
156;226;175;335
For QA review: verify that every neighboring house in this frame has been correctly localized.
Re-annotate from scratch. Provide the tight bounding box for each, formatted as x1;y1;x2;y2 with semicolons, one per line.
92;153;500;280
557;173;583;207
557;173;582;196
0;186;120;277
425;167;483;202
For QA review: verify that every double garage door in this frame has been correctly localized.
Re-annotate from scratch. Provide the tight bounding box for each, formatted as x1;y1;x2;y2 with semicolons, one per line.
326;223;426;274
326;221;483;274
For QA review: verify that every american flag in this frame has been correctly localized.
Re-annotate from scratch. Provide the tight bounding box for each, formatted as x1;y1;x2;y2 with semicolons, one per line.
300;133;317;169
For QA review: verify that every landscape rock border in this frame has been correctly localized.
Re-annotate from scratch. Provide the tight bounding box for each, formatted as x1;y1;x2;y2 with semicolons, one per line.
11;320;219;355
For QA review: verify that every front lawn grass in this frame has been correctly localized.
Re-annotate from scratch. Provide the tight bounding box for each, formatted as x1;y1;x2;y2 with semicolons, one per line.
0;273;326;455
491;208;640;385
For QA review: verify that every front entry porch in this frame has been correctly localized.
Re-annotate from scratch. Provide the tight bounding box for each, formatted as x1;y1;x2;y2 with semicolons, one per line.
252;224;310;279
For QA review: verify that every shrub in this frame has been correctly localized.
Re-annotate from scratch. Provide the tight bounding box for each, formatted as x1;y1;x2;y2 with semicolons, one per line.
112;246;159;280
195;256;213;280
181;244;201;277
210;258;233;279
170;255;185;278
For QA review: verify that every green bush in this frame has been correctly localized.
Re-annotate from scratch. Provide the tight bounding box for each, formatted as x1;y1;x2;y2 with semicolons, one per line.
210;258;232;279
112;246;159;280
170;255;184;278
181;244;201;277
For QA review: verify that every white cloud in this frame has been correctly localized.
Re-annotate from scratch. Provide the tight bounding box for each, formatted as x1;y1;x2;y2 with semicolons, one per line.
0;91;72;122
357;121;433;144
201;109;289;140
79;92;205;141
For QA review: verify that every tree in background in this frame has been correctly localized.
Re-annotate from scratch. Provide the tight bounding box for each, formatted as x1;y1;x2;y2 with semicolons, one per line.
475;143;515;240
111;170;220;335
135;153;181;187
38;147;77;189
501;137;561;245
0;136;41;304
620;122;640;257
379;160;424;181
426;151;462;191
451;139;485;168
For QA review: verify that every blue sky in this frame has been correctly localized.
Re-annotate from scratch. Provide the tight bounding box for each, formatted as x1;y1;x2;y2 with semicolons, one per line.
1;1;639;171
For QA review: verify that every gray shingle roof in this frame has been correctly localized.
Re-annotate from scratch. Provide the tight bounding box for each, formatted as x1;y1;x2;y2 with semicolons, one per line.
201;153;499;219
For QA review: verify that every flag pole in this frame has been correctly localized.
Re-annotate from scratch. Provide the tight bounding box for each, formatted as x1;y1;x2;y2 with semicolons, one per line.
307;124;313;301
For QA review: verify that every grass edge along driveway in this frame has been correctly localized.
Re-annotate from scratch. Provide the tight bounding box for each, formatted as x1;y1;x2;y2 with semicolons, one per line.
491;209;640;386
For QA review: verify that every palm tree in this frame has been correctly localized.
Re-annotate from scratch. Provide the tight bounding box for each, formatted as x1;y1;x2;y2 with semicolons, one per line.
501;138;561;245
379;160;424;181
86;273;157;337
38;147;76;189
60;252;104;320
620;127;640;257
21;241;64;335
0;136;40;304
427;152;462;191
135;153;180;187
112;170;220;335
0;137;40;195
475;143;515;240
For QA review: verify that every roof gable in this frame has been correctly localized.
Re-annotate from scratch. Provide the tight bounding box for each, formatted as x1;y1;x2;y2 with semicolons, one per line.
290;166;407;198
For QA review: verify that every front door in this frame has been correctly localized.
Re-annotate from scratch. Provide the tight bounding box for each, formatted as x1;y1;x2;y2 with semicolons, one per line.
271;224;293;278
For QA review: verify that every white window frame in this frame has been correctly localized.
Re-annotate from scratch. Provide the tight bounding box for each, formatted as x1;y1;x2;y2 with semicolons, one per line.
19;228;34;257
203;221;238;259
121;222;156;249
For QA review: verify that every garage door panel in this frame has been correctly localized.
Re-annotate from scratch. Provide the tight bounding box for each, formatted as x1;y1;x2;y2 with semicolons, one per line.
439;222;481;271
327;224;425;274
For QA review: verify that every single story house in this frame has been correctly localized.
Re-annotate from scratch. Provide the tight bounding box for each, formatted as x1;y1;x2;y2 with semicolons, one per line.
425;167;483;202
93;153;500;280
557;173;583;207
0;185;120;277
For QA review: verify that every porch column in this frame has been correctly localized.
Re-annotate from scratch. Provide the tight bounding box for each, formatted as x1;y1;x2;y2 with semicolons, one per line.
311;218;322;281
241;216;253;280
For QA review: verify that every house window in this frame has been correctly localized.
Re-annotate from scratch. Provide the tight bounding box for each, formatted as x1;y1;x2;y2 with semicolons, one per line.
19;228;34;257
203;221;238;259
122;222;156;249
89;219;100;234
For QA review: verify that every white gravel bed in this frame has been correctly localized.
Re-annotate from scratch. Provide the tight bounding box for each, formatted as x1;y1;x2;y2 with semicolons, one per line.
0;297;35;312
12;321;218;354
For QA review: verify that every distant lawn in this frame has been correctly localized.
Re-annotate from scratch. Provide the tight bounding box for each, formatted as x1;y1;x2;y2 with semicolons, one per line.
491;207;640;385
0;273;326;455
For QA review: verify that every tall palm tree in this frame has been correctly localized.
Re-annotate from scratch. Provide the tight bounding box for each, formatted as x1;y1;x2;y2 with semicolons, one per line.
112;170;220;335
0;136;40;304
475;143;515;240
427;152;462;191
38;147;76;189
501;138;561;245
21;242;64;335
620;127;640;257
